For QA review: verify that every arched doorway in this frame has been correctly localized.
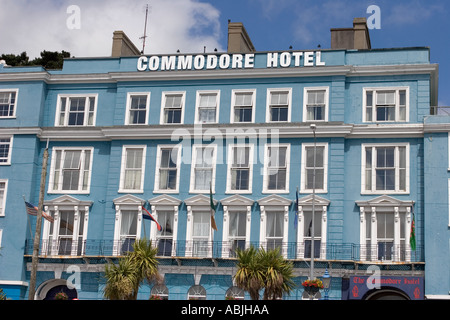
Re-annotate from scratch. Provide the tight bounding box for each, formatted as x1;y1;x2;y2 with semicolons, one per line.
364;288;410;300
35;279;78;300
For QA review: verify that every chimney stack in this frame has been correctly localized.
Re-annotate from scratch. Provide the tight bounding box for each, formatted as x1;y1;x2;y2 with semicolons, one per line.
330;18;371;50
227;22;256;53
111;31;141;57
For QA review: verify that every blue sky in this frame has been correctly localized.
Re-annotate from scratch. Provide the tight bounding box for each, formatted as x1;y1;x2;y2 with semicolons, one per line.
1;0;448;105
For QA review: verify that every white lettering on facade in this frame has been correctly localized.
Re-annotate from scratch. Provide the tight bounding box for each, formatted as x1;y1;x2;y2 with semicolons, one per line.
136;51;325;71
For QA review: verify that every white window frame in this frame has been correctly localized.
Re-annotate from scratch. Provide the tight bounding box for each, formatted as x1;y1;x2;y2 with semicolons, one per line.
0;136;13;165
361;143;410;194
300;143;328;193
148;194;181;257
358;204;412;262
0;89;19;118
266;88;292;122
258;197;291;258
160;91;185;125
189;144;217;193
118;145;147;193
296;197;329;260
154;145;181;193
194;90;220;124
263;143;290;193
125;92;150;125
0;179;8;217
226;143;254;194
303;87;329;122
230;89;256;123
48;147;94;194
55;94;98;126
363;87;409;123
43;203;91;256
113;204;143;256
221;195;253;258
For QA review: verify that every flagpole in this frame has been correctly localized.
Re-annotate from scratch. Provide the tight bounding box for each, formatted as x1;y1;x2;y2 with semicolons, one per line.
28;139;49;300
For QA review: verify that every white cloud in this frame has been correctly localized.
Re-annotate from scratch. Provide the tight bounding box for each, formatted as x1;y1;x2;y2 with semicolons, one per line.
0;0;224;59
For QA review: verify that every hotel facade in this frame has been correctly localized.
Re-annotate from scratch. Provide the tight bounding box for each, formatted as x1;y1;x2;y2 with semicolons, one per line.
0;19;448;300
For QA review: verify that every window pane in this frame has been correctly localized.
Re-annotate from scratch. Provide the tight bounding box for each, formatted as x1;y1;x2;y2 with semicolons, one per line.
59;211;75;236
233;147;249;167
270;107;288;121
0;138;10;162
68;98;86;125
231;169;249;190
120;210;137;236
198;108;216;123
129;95;147;124
229;212;246;237
126;149;143;169
193;212;210;237
303;211;321;237
160;149;177;168
235;93;252;106
234;107;252;122
63;151;81;169
266;212;283;237
399;90;406;106
158;211;174;236
165;94;182;108
199;93;217;108
268;168;286;190
376;169;395;190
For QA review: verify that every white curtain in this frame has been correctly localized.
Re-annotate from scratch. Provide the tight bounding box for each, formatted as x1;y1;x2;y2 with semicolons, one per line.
120;210;137;238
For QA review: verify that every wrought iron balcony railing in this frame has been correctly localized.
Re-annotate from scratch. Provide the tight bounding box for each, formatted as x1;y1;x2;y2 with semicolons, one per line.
24;238;424;263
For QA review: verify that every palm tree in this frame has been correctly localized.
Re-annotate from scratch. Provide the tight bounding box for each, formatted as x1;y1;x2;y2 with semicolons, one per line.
127;239;162;299
233;246;296;300
103;239;162;300
258;247;295;300
234;246;264;300
103;258;138;300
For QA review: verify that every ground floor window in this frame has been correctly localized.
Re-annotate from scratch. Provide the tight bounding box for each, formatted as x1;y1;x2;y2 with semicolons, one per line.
187;285;206;300
150;284;169;300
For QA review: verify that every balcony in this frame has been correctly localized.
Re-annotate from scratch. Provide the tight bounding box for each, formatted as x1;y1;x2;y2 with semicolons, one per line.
430;106;450;116
24;238;424;263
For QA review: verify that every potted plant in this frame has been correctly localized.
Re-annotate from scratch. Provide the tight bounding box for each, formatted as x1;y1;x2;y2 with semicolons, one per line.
54;291;68;300
149;294;162;300
302;278;323;295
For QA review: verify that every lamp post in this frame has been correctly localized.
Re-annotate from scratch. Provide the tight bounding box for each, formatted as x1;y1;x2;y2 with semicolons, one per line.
309;123;317;283
322;268;331;300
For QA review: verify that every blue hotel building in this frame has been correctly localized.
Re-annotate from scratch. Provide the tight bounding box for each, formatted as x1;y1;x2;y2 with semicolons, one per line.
0;18;448;300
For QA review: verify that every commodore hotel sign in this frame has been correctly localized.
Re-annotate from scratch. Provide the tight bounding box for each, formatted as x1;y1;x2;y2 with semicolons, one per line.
137;51;326;71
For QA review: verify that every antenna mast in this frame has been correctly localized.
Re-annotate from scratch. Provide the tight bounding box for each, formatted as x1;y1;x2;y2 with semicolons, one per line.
140;4;149;54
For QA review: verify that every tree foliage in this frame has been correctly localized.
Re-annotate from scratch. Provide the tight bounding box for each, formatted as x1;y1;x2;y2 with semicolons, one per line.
234;246;295;300
103;239;161;300
1;50;70;69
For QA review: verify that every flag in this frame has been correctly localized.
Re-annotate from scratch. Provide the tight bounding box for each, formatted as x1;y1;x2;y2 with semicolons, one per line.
209;183;218;231
294;187;299;229
24;201;54;223
142;206;162;231
410;206;416;251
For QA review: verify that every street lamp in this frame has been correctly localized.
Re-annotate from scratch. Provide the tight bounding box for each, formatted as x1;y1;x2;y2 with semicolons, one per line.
309;123;317;283
322;268;331;300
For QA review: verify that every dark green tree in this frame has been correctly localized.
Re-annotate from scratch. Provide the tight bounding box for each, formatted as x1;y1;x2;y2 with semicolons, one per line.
1;50;70;69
